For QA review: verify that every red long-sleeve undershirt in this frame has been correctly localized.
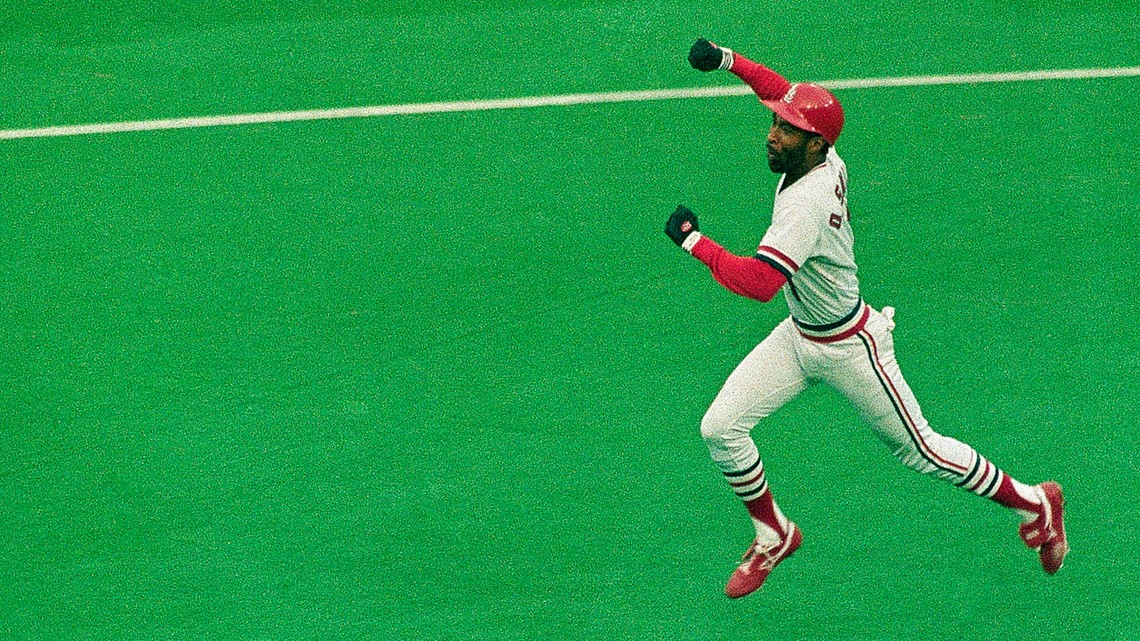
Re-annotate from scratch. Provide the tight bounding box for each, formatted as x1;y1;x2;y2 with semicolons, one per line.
728;53;792;102
683;52;794;303
690;235;787;303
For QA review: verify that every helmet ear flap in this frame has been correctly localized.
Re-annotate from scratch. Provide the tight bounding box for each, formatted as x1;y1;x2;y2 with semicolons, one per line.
762;83;844;145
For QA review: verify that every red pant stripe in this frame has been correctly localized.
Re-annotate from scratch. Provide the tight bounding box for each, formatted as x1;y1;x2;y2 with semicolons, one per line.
859;330;971;476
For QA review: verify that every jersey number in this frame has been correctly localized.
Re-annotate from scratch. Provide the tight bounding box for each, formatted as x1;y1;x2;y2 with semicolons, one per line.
829;172;850;230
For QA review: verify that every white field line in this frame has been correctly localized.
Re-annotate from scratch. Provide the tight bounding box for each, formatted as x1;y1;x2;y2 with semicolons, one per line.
2;66;1139;140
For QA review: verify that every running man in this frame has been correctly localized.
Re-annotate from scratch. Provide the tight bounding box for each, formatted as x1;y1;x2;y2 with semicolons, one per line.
664;38;1069;598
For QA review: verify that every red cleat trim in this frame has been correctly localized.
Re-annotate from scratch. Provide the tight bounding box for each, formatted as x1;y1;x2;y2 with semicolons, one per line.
1019;481;1069;574
724;522;802;598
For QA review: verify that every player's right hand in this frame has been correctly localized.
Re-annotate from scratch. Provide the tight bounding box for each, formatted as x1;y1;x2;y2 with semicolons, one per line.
688;38;732;72
665;204;701;248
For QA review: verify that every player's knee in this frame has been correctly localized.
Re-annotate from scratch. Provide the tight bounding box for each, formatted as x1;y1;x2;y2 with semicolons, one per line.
700;408;743;451
893;446;930;474
889;442;948;478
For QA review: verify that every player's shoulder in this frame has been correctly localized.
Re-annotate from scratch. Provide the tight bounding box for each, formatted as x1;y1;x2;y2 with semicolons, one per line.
772;150;845;227
826;146;845;167
812;147;846;184
787;153;844;203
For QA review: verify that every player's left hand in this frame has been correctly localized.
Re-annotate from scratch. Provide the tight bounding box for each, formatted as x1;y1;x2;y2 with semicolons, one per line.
688;38;732;72
665;205;700;248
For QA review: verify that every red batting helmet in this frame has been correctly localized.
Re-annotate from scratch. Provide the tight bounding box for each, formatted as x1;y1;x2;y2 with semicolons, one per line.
761;83;844;145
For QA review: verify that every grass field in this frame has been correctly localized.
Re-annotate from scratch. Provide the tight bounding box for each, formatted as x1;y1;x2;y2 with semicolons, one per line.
2;1;1138;639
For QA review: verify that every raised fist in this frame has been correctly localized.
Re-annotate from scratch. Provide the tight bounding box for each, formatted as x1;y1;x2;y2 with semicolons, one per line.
688;38;731;72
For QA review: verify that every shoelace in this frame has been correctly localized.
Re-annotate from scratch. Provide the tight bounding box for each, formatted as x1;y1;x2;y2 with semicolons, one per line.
741;538;784;570
1021;511;1057;548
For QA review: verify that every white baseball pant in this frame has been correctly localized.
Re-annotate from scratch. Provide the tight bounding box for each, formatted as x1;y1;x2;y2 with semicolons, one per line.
701;306;1003;499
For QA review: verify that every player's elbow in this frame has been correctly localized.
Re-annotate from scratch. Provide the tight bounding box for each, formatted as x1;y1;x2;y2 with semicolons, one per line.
747;279;782;303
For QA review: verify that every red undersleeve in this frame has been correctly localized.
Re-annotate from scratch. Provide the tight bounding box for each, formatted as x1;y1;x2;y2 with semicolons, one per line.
729;54;792;101
690;236;787;303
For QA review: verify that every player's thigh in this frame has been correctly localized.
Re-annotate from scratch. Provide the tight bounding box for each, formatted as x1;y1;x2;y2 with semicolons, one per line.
819;313;923;450
824;318;977;478
705;318;808;431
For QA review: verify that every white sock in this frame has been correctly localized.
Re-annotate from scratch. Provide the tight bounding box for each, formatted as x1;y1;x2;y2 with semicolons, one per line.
1010;480;1044;523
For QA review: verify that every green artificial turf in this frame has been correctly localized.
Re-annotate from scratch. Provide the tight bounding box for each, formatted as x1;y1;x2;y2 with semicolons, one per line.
2;1;1138;639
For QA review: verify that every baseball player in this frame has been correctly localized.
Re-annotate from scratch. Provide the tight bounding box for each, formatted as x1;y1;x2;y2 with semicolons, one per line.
665;38;1069;599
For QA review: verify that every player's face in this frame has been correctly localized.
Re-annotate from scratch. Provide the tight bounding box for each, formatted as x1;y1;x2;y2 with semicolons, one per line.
766;113;811;174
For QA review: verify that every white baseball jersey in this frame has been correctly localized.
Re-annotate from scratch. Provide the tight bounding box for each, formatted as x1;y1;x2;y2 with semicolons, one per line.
754;147;864;338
